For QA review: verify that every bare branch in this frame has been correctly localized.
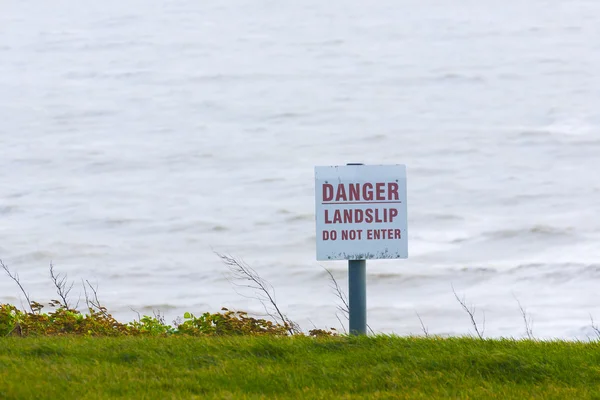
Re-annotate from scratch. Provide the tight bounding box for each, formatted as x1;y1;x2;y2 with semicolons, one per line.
82;279;91;311
323;266;349;318
514;295;534;340
74;293;81;310
416;311;430;338
216;252;296;335
1;259;33;313
323;265;374;335
130;307;141;322
49;262;74;309
590;315;600;339
335;313;348;335
172;316;183;327
153;309;167;325
482;312;486;337
83;279;108;317
452;285;485;340
367;324;375;335
287;318;302;335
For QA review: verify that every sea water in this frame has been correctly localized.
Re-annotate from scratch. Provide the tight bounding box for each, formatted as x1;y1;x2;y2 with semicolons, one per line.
2;0;600;339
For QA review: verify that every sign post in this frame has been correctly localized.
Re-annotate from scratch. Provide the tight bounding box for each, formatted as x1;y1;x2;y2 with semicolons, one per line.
315;164;408;335
348;259;367;335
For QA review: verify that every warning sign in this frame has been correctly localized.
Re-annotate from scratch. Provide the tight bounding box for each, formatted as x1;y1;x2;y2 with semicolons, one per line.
315;164;408;260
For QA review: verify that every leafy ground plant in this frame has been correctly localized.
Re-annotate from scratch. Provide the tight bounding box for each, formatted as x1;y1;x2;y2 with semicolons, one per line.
0;259;336;337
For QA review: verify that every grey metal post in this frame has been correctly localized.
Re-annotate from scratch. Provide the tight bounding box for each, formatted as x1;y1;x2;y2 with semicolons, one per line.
348;259;367;335
345;162;367;336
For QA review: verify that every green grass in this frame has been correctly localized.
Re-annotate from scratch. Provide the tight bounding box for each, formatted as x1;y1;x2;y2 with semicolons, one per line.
1;335;600;399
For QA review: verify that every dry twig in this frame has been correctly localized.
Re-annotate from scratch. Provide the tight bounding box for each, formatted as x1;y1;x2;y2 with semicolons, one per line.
452;285;485;340
49;262;75;309
335;313;348;335
82;279;109;317
514;295;534;340
323;266;375;335
323;266;349;319
416;311;430;338
216;252;297;335
153;309;167;325
1;259;34;313
590;315;600;339
130;307;142;322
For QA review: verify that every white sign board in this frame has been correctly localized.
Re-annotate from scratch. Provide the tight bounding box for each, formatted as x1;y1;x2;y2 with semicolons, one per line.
315;164;408;261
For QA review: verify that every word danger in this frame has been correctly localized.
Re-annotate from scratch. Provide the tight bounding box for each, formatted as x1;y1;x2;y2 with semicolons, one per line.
322;182;400;202
324;208;398;224
322;229;402;241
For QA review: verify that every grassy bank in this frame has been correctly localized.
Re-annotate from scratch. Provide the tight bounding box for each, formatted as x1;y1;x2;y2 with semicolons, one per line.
1;336;600;399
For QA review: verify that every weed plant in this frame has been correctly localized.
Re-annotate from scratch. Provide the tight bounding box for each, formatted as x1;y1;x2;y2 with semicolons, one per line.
0;259;335;338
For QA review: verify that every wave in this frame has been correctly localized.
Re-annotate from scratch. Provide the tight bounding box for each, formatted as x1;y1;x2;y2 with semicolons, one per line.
420;225;571;246
517;117;600;144
482;225;575;240
362;134;387;142
252;177;285;184
428;213;465;222
510;262;600;274
423;71;486;84
518;129;600;144
314;261;600;287
285;214;313;222
0;205;18;215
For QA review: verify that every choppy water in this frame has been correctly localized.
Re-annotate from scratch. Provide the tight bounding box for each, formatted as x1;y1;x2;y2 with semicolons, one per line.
2;0;600;339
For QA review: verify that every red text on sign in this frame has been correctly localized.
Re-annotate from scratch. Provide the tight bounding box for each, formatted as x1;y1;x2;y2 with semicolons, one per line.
367;229;402;240
341;229;363;240
324;208;398;224
322;182;400;202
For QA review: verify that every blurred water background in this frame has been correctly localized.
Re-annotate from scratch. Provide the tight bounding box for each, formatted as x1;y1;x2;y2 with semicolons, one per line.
2;0;600;338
